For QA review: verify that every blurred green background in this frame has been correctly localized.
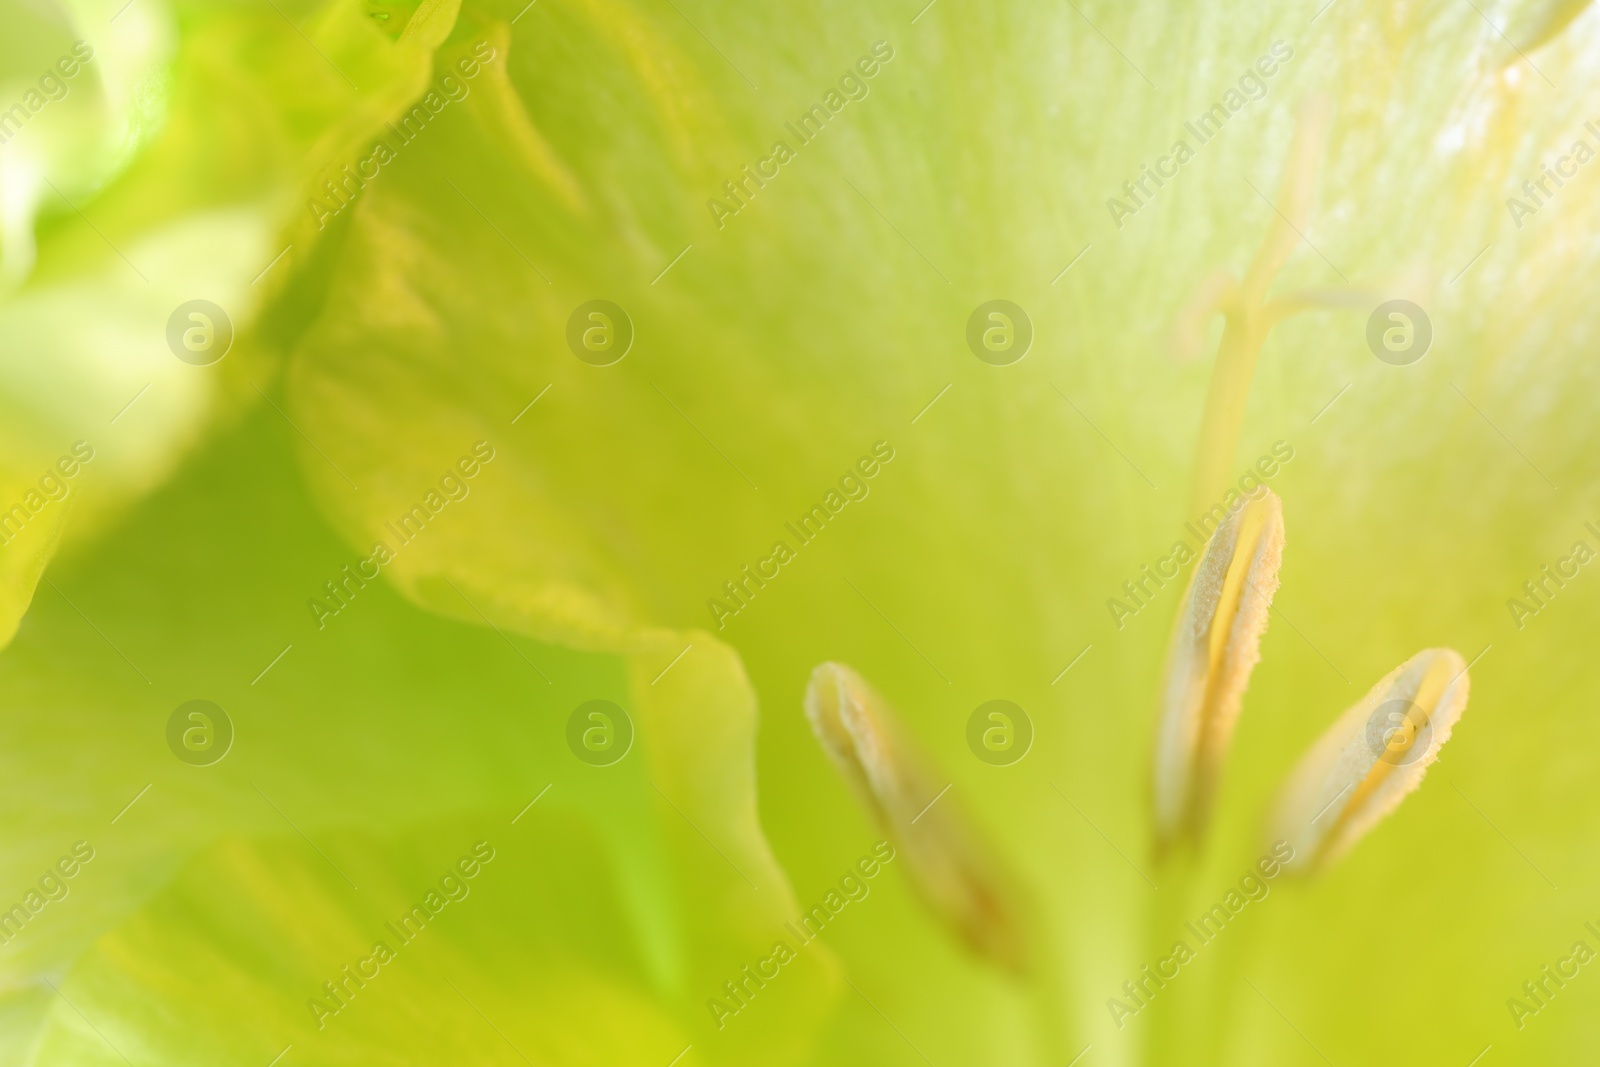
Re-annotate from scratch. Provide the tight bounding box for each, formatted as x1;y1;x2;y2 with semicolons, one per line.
2;0;1599;1063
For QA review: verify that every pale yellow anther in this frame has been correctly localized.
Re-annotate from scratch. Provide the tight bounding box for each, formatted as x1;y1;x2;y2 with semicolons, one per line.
1152;489;1285;858
1266;648;1471;875
1491;0;1591;68
805;662;1033;976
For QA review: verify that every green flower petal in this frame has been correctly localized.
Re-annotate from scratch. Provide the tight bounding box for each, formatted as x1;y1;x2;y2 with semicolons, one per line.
0;411;835;1064
10;0;1600;1063
0;0;466;649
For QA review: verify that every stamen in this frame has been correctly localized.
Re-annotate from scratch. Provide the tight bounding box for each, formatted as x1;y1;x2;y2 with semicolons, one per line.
1491;0;1590;69
1151;490;1285;858
1186;96;1333;517
1265;648;1471;875
805;662;1034;976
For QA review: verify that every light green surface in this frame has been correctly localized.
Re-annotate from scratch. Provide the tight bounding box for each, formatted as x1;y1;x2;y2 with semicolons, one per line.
2;0;1599;1063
